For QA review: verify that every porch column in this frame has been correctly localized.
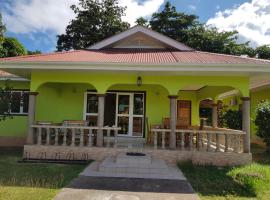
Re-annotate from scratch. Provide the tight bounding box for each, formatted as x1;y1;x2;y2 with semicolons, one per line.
212;103;218;128
241;97;251;153
97;94;105;147
168;95;178;149
26;92;39;144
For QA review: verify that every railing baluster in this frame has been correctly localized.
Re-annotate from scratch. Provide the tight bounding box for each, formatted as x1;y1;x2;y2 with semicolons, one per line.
189;133;193;150
215;133;220;152
80;128;84;146
106;129;110;147
162;131;165;149
197;131;201;151
154;131;157;150
225;134;229;152
37;127;42;145
114;129;118;148
88;129;92;147
181;132;185;150
62;128;67;146
46;127;50;145
235;135;240;153
207;132;211;151
71;128;75;146
54;128;59;146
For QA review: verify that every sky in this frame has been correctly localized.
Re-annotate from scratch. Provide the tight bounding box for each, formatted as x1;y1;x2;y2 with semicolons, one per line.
0;0;270;52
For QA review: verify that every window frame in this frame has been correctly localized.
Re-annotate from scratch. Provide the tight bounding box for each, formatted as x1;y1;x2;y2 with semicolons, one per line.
9;90;30;116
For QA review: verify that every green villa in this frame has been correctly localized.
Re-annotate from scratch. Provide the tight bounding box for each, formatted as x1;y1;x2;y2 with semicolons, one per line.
1;25;270;166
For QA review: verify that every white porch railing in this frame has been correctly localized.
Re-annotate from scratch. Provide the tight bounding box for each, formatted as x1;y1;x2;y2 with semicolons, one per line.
31;125;121;147
151;128;245;153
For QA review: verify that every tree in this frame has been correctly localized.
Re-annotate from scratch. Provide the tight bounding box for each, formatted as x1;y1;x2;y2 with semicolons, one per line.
255;100;270;151
56;0;130;51
0;80;12;121
256;45;270;60
220;109;242;130
149;2;254;57
1;37;27;57
0;13;6;57
150;2;198;44
27;50;42;55
135;17;148;27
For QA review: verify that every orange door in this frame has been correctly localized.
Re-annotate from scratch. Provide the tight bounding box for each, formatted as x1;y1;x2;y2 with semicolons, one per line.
177;100;191;128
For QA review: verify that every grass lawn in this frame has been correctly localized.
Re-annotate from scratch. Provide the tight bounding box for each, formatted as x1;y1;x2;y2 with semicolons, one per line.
0;148;86;200
179;144;270;200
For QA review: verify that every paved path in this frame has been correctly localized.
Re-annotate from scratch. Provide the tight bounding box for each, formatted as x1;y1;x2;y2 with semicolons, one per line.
54;176;200;200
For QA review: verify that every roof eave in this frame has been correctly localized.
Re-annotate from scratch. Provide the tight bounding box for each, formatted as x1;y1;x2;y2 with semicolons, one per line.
1;61;270;73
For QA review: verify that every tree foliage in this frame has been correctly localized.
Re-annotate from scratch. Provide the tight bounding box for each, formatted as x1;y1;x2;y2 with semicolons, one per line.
1;37;27;58
256;45;270;60
135;17;148;27
220;109;242;130
255;100;270;150
150;2;198;44
56;0;130;51
27;50;42;55
0;13;6;56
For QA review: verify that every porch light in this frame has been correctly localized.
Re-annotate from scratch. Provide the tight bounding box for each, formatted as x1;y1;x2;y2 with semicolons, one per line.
137;76;142;87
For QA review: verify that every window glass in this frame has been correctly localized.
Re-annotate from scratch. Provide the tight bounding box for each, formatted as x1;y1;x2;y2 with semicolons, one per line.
118;95;129;114
87;94;98;114
10;92;21;113
133;94;144;115
22;92;29;113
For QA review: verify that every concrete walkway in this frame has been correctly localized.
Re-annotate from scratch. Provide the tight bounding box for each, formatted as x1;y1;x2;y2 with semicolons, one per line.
54;154;200;200
54;176;200;200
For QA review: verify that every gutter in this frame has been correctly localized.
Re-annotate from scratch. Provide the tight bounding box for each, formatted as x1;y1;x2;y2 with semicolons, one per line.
1;61;270;73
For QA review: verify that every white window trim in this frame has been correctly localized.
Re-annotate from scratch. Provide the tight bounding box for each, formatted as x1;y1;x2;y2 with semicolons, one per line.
9;90;29;115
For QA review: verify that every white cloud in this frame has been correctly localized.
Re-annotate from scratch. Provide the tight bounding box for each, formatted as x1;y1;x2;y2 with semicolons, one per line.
207;0;270;48
1;0;78;34
119;0;165;26
1;0;164;35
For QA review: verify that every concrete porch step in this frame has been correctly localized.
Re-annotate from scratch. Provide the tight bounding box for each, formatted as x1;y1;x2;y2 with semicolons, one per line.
80;161;186;180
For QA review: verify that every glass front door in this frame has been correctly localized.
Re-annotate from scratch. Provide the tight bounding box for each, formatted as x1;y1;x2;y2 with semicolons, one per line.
115;93;144;137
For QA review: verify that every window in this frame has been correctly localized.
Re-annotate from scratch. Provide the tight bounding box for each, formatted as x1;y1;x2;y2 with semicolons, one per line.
9;90;29;115
85;93;98;126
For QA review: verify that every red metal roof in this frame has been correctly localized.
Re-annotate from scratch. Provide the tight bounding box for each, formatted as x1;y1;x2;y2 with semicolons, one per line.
0;49;269;65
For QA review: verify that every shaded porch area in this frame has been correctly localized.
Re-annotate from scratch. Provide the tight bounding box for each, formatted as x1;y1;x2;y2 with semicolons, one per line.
24;74;252;166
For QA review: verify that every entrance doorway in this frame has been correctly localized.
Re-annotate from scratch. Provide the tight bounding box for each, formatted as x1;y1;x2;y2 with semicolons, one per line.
84;91;145;137
177;100;191;128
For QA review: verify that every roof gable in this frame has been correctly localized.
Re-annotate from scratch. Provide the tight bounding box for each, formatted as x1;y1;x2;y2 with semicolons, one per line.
88;25;193;51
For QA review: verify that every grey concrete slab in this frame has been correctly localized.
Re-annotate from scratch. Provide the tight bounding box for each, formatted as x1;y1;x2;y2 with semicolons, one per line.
54;176;200;200
80;161;186;180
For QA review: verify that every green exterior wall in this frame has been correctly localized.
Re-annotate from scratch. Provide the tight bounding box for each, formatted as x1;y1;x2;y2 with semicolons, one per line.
1;71;251;138
0;80;30;137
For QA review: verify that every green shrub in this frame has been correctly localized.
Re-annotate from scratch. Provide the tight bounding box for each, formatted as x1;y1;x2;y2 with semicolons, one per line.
220;109;242;130
255;100;270;150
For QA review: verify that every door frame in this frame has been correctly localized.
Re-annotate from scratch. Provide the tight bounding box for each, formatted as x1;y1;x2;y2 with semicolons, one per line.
84;90;146;138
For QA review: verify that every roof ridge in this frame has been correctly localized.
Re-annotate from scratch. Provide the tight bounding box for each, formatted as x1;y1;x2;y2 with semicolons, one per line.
196;51;270;63
0;50;84;61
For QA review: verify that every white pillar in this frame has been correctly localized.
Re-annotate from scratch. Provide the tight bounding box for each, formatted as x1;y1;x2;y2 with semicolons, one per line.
26;92;38;144
241;97;251;153
212;103;218;128
168;95;178;149
97;94;105;147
